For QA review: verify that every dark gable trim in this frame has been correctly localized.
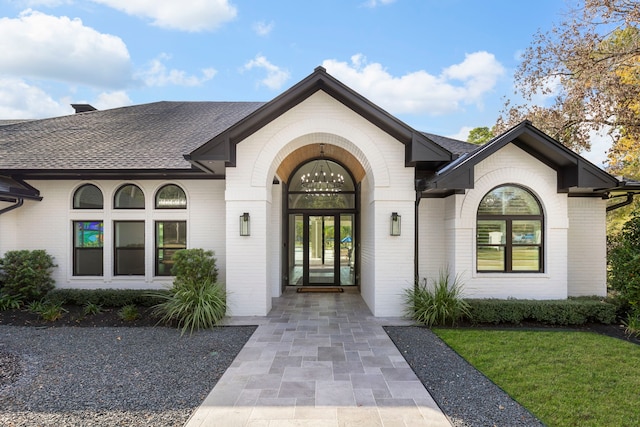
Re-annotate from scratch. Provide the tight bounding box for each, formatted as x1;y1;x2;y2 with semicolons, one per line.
423;121;619;195
187;66;452;169
0;175;42;201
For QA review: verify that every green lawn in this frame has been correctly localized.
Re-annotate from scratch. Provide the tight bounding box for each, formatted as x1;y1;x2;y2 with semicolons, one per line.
433;329;640;427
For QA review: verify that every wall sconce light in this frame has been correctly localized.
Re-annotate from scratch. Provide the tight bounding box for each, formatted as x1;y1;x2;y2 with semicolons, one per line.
240;212;250;236
390;212;401;236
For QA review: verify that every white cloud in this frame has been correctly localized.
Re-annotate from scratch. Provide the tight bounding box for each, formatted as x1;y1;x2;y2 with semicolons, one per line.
93;90;133;110
322;52;505;116
243;55;290;90
253;20;274;36
362;0;396;8
0;78;71;119
0;10;132;88
448;126;474;142
91;0;237;32
136;54;217;87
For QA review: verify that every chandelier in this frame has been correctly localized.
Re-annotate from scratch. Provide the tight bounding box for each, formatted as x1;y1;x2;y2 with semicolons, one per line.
300;145;345;194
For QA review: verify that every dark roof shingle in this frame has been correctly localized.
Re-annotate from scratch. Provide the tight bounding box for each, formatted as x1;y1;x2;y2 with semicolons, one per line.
0;101;264;171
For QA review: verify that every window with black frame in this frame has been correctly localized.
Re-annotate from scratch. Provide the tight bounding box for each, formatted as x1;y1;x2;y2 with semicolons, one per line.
476;185;543;272
73;221;104;275
114;184;145;209
155;221;186;276
114;221;145;275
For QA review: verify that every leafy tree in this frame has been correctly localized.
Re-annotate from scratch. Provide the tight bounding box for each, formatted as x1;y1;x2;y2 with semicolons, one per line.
467;127;494;144
608;209;640;313
496;0;640;175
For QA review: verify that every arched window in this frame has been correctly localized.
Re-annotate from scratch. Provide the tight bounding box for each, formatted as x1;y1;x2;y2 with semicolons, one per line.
114;184;145;209
288;159;356;209
476;185;543;272
73;184;103;209
155;184;187;209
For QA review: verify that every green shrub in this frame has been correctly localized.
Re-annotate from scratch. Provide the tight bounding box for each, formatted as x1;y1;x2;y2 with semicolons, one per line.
26;299;47;314
83;301;103;315
0;292;23;310
46;288;169;307
151;278;227;335
608;209;640;312
118;304;140;321
150;248;226;335
171;249;218;286
622;309;640;337
27;299;67;322
0;250;56;301
403;269;470;327
466;298;616;325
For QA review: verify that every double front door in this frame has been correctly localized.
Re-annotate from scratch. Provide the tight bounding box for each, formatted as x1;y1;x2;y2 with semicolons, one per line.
288;213;355;286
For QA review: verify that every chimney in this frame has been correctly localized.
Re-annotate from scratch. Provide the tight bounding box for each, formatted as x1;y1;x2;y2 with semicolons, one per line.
71;104;97;114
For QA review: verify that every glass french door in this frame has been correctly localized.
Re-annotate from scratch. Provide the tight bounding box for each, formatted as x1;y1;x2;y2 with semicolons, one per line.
288;213;354;286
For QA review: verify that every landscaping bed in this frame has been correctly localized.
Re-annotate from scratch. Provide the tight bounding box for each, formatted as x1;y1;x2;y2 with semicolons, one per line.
0;304;159;327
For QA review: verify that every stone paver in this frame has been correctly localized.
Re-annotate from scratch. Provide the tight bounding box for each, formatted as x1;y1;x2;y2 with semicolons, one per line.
184;289;451;427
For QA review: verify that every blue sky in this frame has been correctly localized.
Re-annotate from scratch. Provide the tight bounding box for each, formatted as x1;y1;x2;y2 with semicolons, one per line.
0;0;610;166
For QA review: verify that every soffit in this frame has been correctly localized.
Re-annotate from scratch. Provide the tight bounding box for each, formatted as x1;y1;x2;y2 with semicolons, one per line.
277;144;366;184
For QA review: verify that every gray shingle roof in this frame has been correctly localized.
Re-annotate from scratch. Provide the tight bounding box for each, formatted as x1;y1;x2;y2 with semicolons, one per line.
420;132;479;156
0;101;264;171
0;99;471;173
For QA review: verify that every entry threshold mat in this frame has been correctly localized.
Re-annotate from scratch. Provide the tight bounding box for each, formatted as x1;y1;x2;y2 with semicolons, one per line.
296;287;344;293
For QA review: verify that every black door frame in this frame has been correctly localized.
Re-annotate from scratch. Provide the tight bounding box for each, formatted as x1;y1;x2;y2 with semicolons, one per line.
282;159;360;289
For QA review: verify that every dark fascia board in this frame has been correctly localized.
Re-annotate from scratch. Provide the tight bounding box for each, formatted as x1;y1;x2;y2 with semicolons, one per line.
424;120;619;192
0;175;42;201
4;169;221;180
187;66;452;168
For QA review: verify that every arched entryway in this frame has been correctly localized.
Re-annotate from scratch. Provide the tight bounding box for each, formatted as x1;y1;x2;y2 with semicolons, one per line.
282;144;361;288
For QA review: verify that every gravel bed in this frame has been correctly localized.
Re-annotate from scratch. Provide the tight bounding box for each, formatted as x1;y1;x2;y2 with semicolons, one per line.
2;323;544;427
385;326;545;427
0;325;256;427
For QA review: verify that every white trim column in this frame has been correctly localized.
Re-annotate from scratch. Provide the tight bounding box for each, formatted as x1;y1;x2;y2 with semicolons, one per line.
225;198;272;316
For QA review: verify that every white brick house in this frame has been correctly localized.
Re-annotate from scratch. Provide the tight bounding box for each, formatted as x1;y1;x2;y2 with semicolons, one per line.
0;67;633;316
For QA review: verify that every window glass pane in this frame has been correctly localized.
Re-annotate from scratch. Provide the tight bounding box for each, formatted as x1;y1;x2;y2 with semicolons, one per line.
114;184;145;209
477;220;506;246
290;159;355;192
512;246;541;271
340;214;355;285
156;221;187;276
73;221;103;276
477;247;505;271
512;220;542;244
73;184;103;209
74;221;104;247
288;214;304;285
114;221;144;275
478;186;541;215
156;184;187;209
289;193;355;209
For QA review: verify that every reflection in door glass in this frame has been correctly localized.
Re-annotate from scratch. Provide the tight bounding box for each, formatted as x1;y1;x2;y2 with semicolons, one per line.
340;214;354;285
288;214;303;285
309;216;335;284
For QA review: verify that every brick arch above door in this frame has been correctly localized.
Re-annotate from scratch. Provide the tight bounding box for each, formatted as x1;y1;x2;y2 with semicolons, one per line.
277;143;366;184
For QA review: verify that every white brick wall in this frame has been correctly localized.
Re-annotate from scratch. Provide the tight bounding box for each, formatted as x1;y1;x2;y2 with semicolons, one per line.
2;96;609;317
0;179;226;290
419;144;571;300
227;91;415;316
567;197;607;296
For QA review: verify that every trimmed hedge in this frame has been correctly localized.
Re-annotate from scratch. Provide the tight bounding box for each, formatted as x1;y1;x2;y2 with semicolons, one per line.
46;288;170;307
466;298;616;326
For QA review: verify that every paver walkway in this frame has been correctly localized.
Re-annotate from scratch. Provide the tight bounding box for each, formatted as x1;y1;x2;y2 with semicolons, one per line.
184;289;451;426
